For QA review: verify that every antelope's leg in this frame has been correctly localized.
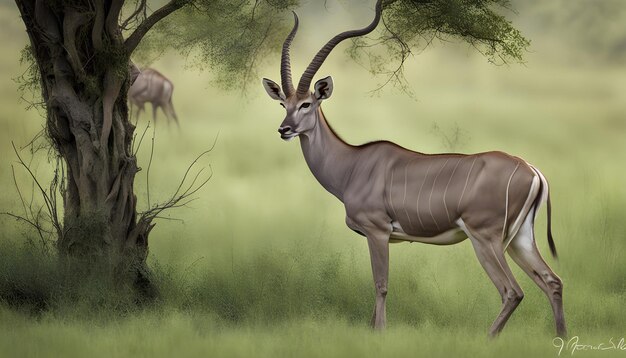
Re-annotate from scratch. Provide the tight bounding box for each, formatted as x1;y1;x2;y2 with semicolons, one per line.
365;230;390;330
463;225;524;337
136;103;145;120
507;216;567;338
165;102;179;126
152;103;158;122
369;305;377;328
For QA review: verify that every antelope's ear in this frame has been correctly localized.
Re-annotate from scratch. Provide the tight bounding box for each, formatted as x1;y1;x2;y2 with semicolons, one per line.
262;78;285;101
314;76;333;100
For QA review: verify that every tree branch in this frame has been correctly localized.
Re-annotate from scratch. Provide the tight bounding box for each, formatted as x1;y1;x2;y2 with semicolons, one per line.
99;69;123;153
92;0;105;51
121;0;148;31
106;0;125;45
62;8;90;81
3;141;64;247
124;0;191;54
34;0;61;45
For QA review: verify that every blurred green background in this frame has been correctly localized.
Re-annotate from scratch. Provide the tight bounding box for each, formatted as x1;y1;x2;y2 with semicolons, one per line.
0;0;625;357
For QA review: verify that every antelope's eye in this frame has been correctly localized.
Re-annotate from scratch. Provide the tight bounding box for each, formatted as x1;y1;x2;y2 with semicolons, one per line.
299;102;311;110
280;103;285;108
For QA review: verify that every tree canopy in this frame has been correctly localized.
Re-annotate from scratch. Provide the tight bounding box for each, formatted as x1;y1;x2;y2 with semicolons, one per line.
128;0;529;93
16;0;529;101
345;0;529;91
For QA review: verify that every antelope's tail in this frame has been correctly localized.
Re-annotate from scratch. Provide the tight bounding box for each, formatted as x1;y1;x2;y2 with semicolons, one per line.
546;187;557;258
532;166;558;259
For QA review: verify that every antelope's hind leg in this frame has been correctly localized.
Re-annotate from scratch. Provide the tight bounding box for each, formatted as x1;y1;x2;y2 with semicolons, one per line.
507;213;567;338
460;223;525;337
165;101;179;127
135;103;145;120
152;103;159;123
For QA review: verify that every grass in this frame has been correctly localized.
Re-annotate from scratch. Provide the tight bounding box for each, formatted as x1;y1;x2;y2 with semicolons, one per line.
0;2;625;357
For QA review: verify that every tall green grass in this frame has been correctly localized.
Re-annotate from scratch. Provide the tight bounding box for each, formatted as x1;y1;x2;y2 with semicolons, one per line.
1;2;625;357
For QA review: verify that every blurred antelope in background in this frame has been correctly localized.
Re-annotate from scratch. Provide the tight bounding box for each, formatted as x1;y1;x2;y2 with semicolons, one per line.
262;0;566;338
129;68;179;126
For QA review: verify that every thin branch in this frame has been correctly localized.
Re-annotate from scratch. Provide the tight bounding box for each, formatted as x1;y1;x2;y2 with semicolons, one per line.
170;132;218;199
125;0;191;54
2;138;64;250
19;129;45;151
132;120;151;155
146;122;155;208
1;212;50;235
241;19;273;94
12;142;54;220
250;0;260;22
366;14;413;95
140;133;219;223
121;0;148;30
11;165;29;218
154;215;185;223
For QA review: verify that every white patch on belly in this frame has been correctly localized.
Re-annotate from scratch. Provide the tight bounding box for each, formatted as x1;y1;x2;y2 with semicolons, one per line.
390;221;467;246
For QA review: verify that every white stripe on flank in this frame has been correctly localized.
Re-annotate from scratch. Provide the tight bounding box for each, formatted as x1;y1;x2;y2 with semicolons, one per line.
416;161;433;230
443;157;462;224
429;159;449;231
389;167;398;219
403;161;414;229
501;162;521;242
457;157;477;212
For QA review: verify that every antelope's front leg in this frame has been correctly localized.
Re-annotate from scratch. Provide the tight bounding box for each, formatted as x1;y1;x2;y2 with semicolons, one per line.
366;230;390;330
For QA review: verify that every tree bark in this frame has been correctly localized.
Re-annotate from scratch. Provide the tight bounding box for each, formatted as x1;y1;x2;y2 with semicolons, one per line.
15;0;157;297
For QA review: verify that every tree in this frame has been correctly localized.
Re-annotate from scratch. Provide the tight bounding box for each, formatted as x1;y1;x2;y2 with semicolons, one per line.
12;0;296;297
11;0;527;297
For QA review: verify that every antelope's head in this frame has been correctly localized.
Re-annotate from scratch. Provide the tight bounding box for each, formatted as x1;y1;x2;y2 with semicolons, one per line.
262;1;382;141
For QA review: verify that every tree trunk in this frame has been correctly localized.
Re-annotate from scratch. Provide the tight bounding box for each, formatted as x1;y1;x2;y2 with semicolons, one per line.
15;0;156;297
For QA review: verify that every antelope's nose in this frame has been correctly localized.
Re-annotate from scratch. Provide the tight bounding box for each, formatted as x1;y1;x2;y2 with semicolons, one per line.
278;126;292;135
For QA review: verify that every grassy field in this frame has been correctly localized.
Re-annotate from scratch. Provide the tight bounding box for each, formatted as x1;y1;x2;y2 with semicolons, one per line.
1;1;625;357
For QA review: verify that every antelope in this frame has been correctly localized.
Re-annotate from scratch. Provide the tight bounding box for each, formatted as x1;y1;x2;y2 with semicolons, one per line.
129;68;179;125
261;0;567;338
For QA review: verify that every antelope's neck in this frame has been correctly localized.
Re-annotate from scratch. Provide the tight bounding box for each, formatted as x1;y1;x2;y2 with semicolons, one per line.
299;107;357;201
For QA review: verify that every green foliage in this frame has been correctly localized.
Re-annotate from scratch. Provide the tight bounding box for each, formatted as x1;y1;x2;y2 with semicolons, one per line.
14;45;44;112
135;0;528;92
14;0;529;99
385;0;530;63
134;0;299;90
430;122;469;152
348;0;530;91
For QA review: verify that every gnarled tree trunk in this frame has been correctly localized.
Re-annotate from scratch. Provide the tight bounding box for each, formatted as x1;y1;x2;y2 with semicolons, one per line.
14;0;165;296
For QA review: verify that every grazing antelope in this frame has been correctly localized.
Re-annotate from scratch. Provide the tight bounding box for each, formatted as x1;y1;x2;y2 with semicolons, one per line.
262;0;566;338
129;68;179;125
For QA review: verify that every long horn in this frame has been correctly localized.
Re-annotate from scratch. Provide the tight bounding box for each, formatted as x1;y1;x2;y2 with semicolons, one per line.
281;12;299;97
296;0;382;96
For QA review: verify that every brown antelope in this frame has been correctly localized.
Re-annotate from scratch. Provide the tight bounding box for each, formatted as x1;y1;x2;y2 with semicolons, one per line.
129;68;179;125
262;0;566;338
